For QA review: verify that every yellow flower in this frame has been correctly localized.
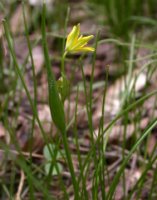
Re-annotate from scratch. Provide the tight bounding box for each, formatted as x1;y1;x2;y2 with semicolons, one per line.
65;24;94;54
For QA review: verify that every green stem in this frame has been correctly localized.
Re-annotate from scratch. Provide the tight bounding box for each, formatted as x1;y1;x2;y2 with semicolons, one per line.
62;129;80;199
60;40;80;200
22;1;37;169
61;52;67;75
41;3;79;198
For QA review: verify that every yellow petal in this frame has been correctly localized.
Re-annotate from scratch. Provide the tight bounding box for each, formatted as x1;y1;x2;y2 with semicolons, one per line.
67;25;76;43
78;35;94;43
74;46;95;52
66;24;80;50
65;23;94;54
71;35;94;50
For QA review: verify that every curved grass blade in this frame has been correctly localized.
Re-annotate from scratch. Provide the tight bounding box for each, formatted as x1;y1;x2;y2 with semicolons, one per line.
107;118;157;199
78;89;157;185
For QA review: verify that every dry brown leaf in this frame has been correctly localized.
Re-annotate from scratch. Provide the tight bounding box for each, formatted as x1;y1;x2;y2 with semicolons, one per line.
38;104;52;132
10;5;29;34
147;134;156;156
64;99;88;129
29;0;53;6
14;37;28;64
93;69;147;123
94;116;150;143
136;48;151;68
0;123;6;138
0;15;4;38
94;124;134;143
114;169;141;200
31;46;44;75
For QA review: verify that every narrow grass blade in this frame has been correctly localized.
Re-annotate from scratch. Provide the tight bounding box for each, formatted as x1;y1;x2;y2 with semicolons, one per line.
107;118;157;199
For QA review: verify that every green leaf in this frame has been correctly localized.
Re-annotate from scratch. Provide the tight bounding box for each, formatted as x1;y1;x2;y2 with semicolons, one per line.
43;144;63;176
43;144;62;160
42;2;66;133
45;162;63;176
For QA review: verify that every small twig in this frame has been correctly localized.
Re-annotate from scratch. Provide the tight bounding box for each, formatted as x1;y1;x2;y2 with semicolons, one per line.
15;170;25;200
0;149;44;159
